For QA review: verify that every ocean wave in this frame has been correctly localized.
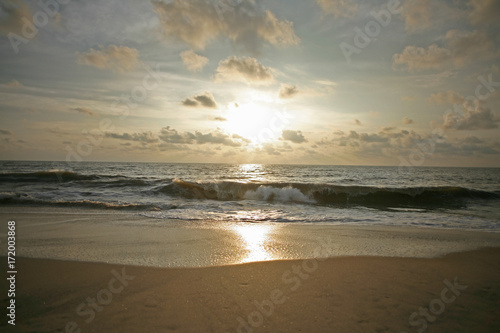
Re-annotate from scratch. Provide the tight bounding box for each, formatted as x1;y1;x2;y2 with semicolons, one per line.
0;170;150;186
0;170;100;182
154;179;500;209
2;171;499;210
0;192;160;210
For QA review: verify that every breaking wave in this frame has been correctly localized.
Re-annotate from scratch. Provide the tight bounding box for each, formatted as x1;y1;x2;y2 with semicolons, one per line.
1;171;498;210
155;179;499;209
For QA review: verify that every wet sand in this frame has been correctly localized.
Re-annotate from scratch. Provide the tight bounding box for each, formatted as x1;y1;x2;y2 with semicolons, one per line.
1;207;500;267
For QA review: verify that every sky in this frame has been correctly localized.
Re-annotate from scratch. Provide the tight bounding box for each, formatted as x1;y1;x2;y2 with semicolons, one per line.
0;0;499;166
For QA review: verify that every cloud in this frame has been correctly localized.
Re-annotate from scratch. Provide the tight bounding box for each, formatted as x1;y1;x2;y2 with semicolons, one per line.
428;90;464;105
258;143;281;155
77;45;139;72
316;128;486;160
354;119;362;126
194;131;245;146
151;0;299;55
434;136;500;157
281;130;307;143
393;30;499;72
462;136;483;144
0;0;33;36
315;0;358;18
158;127;195;144
393;44;451;72
73;107;97;117
279;84;299;99
330;129;418;153
358;132;389;143
105;131;159;143
159;127;249;147
211;116;227;122
181;92;218;109
468;0;500;26
181;99;197;107
215;56;274;85
4;79;22;87
0;129;13;135
402;117;414;125
180;50;209;72
443;102;499;130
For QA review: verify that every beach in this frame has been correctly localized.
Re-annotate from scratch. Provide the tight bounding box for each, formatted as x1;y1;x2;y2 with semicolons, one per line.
1;207;500;332
3;248;500;332
2;0;500;330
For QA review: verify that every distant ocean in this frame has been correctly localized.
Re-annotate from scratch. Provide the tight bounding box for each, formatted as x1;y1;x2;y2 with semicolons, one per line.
1;161;499;230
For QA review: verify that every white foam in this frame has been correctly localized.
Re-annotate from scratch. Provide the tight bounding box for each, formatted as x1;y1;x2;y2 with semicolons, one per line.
243;186;313;203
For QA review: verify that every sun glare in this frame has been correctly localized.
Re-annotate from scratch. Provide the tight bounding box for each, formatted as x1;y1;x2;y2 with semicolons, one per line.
223;102;282;145
232;224;276;263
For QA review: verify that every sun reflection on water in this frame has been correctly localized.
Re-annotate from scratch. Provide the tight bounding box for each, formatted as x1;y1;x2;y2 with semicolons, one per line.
237;164;265;183
232;223;276;263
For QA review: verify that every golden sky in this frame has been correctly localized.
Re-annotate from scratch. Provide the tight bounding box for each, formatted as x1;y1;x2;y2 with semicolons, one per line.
0;0;499;166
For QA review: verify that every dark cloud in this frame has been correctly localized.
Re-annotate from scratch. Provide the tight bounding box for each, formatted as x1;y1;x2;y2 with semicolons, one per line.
105;131;158;143
182;92;218;109
212;116;227;122
159;127;248;147
279;84;299;99
73;107;97;117
317;127;500;160
281;130;307;143
443;102;499;130
0;0;33;36
359;133;389;143
0;129;13;135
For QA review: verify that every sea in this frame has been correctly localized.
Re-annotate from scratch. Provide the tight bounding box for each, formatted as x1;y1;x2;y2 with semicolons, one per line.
1;161;499;231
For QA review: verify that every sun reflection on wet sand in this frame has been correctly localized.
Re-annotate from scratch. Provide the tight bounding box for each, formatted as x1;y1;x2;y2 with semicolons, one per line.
232;224;276;263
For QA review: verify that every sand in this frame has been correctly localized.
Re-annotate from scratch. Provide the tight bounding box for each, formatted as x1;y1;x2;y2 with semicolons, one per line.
1;206;499;332
2;207;500;267
0;248;498;332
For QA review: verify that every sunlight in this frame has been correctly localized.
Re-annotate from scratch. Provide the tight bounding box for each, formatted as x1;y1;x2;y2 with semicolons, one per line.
232;224;275;263
237;164;265;182
223;102;281;145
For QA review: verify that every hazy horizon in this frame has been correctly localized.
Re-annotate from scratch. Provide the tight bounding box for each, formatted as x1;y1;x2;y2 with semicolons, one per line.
2;159;500;169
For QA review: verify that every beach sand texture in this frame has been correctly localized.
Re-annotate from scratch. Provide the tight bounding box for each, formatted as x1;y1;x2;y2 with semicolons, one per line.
1;208;499;332
1;248;499;333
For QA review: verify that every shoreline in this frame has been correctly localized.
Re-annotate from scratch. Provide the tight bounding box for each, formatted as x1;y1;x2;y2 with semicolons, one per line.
2;248;499;332
2;206;500;268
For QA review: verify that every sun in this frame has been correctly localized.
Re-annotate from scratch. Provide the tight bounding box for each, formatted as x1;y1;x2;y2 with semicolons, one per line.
223;102;282;145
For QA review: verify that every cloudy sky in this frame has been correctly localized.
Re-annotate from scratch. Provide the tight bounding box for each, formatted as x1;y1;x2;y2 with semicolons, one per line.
0;0;499;166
